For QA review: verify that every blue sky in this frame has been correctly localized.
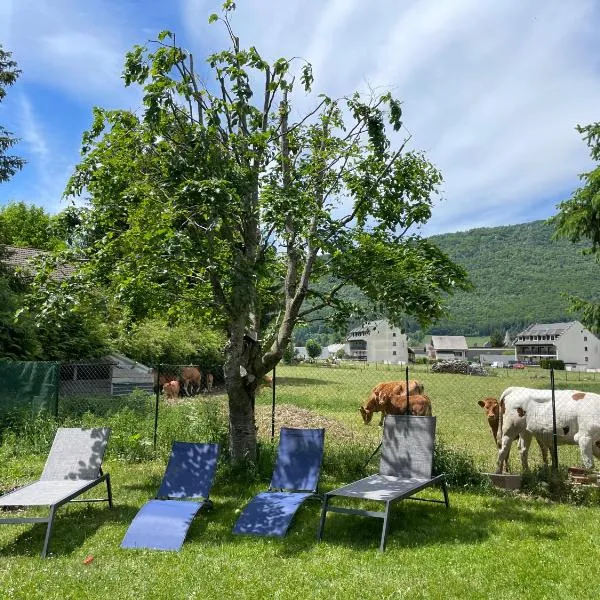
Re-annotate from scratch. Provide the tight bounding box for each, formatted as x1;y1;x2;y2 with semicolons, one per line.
1;0;599;235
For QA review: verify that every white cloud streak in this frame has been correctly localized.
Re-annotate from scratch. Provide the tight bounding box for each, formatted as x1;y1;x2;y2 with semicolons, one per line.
4;0;600;236
180;0;600;234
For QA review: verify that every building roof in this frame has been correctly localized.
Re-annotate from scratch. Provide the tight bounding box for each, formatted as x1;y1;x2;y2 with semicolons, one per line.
347;319;402;339
2;245;77;280
515;322;576;338
431;335;468;351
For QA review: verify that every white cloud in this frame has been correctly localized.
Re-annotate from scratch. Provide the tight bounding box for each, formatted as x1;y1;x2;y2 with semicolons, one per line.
4;0;140;107
18;94;49;160
5;0;600;234
179;0;600;235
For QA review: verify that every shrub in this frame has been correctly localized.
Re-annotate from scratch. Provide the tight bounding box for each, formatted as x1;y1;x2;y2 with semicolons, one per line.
117;318;226;374
433;439;486;487
305;339;322;360
540;359;565;370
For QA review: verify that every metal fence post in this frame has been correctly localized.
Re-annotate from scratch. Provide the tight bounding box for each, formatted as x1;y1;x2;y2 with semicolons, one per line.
271;365;277;442
153;364;160;450
550;368;559;472
54;362;60;418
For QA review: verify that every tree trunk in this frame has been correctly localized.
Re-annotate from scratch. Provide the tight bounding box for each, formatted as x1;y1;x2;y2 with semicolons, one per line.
223;326;263;463
226;374;257;463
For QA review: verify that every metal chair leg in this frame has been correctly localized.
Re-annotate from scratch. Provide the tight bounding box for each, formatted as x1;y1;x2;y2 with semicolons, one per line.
41;506;57;558
379;501;391;552
317;495;329;541
442;479;450;509
106;474;114;508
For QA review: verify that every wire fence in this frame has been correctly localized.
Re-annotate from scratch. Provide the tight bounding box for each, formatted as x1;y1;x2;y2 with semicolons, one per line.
2;358;600;474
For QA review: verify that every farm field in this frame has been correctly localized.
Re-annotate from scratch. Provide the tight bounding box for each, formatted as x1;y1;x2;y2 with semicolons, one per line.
2;364;600;599
262;363;600;472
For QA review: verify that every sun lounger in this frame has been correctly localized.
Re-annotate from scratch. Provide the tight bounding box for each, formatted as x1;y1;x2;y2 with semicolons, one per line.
121;442;219;551
317;415;449;551
0;427;112;557
233;427;325;537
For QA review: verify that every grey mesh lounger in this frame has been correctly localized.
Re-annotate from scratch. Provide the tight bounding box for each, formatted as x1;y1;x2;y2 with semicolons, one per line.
0;427;113;557
317;415;449;552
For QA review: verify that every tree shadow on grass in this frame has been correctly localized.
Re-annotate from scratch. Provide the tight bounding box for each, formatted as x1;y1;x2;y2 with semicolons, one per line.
120;476;163;495
0;503;139;557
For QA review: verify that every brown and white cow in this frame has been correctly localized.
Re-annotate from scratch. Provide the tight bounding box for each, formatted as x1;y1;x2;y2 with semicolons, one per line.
163;380;180;402
478;396;549;473
496;386;600;473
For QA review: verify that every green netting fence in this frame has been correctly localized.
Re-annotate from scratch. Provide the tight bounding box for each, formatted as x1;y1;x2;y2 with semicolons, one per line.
0;361;59;420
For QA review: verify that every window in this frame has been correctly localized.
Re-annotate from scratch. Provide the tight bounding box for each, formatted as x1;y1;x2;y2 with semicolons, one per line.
392;351;397;356
585;346;588;352
585;357;589;362
392;342;397;347
392;332;396;337
584;336;588;341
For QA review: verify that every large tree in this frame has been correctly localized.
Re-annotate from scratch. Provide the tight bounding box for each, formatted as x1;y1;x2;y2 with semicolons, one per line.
0;201;67;250
0;45;25;183
552;121;600;330
56;4;469;461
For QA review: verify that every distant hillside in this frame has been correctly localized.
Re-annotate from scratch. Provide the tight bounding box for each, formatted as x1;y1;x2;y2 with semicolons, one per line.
428;220;600;336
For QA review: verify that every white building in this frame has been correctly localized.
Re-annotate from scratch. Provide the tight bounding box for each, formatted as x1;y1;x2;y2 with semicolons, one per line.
430;336;468;360
293;343;345;360
345;320;408;363
514;321;600;369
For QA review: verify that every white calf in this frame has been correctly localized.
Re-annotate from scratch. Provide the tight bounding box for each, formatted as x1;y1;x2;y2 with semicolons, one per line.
497;386;600;473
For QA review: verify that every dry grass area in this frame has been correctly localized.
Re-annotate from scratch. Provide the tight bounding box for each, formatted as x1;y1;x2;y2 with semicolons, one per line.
254;403;366;442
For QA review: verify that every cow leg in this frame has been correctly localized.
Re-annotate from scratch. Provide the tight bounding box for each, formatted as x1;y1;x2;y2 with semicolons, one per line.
577;434;594;470
497;435;514;474
535;437;549;465
518;431;533;472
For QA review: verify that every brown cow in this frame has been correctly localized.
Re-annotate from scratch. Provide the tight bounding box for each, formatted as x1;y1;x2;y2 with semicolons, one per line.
359;380;425;425
360;393;433;424
163;380;180;402
204;373;214;393
153;370;178;393
181;366;201;396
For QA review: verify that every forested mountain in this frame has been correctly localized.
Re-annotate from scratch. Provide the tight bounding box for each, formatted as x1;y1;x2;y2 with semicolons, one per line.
295;219;600;344
428;220;600;335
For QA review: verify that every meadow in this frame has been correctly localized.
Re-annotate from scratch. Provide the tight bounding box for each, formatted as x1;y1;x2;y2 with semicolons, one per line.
1;363;600;599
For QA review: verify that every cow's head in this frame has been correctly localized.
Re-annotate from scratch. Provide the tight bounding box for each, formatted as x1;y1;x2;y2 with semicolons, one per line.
359;406;373;424
478;398;499;423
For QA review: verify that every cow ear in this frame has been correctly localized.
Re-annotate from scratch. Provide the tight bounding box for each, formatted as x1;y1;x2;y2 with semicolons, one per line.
477;400;485;407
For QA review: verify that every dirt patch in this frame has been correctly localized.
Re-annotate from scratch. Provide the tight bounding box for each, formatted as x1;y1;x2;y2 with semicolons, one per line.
254;404;367;443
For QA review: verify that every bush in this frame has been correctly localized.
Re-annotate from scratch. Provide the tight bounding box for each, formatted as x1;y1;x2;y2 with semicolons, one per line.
433;439;486;487
305;339;322;360
539;359;565;370
0;392;230;464
117;318;226;374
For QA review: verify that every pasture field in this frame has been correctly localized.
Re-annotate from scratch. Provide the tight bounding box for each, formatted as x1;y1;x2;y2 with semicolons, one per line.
265;363;600;472
2;365;600;599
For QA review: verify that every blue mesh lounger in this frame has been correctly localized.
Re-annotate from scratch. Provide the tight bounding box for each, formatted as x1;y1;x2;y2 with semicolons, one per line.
317;415;449;552
121;442;219;551
0;427;113;558
233;427;325;537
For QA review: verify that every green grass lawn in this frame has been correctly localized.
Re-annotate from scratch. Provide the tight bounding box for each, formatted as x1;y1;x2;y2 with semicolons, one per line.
2;364;600;599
